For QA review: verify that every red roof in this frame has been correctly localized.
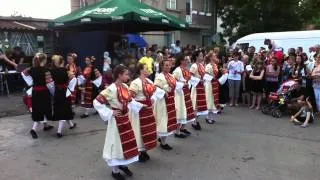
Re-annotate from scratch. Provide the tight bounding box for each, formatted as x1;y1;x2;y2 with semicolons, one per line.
0;16;51;31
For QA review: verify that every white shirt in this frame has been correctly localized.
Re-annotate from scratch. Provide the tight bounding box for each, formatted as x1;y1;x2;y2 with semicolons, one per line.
227;60;244;80
103;57;111;72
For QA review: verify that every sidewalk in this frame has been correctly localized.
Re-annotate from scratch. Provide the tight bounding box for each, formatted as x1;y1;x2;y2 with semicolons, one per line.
0;93;28;118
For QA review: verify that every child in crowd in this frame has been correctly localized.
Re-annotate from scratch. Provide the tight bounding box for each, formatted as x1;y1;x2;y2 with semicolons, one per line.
290;97;314;128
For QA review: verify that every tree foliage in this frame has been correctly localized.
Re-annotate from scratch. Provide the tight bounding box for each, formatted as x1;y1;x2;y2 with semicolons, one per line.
217;0;305;44
299;0;320;29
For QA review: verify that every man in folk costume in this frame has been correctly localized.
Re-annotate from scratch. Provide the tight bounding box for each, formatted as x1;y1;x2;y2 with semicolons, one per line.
93;65;141;180
129;63;158;162
66;53;81;111
154;59;178;150
51;55;77;138
204;52;222;124
172;55;196;138
190;50;208;130
80;56;97;118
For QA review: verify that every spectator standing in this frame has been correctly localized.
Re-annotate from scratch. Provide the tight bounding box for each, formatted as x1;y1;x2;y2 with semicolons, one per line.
265;58;280;98
11;46;25;65
227;52;244;106
249;61;265;110
241;55;251;106
139;49;154;80
282;56;295;82
103;51;111;73
312;54;320;113
292;55;307;92
248;46;256;64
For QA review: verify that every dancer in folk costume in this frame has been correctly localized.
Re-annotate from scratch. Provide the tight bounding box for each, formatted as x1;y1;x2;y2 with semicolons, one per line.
22;53;54;139
129;63;157;162
66;53;81;110
93;65;139;180
172;55;195;138
154;59;178;150
190;50;208;130
80;56;97;118
51;55;77;138
204;52;222;124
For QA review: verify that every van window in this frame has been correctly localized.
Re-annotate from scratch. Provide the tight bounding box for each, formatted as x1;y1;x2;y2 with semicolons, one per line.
237;43;249;52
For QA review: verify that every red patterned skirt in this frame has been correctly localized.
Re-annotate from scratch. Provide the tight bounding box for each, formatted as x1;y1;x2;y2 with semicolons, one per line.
70;87;77;105
183;86;196;122
195;82;207;112
137;99;157;151
113;111;139;159
212;80;221;108
82;82;94;108
165;91;178;133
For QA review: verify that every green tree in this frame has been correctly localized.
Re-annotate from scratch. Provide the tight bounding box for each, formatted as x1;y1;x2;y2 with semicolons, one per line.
217;0;302;44
299;0;320;29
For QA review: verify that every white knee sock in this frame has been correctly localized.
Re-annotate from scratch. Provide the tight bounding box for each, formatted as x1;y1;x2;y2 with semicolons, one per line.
58;120;66;134
68;120;74;127
84;108;90;115
32;122;39;131
41;117;48;124
112;166;120;173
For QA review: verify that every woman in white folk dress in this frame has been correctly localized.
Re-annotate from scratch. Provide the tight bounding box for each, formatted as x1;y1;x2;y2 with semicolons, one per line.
129;63;157;162
154;59;178;150
93;65;139;180
204;52;221;124
190;50;208;130
172;55;196;138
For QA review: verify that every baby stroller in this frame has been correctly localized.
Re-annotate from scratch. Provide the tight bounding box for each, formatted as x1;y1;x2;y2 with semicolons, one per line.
261;80;299;118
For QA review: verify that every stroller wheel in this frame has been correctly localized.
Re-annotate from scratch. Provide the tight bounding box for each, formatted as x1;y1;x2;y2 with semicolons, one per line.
262;105;271;115
272;109;282;118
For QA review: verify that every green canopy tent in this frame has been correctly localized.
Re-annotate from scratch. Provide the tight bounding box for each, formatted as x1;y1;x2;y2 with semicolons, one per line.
50;0;188;33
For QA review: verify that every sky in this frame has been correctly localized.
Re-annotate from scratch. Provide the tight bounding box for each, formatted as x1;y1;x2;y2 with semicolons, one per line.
0;0;71;19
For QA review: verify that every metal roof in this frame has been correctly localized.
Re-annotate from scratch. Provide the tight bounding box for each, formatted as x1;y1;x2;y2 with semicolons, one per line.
0;16;52;31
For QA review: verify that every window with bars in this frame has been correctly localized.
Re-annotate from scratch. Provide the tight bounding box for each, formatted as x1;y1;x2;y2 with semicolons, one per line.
80;0;88;8
167;0;177;9
204;0;211;12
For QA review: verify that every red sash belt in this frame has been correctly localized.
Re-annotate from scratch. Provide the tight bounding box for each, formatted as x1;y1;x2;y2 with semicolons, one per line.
183;87;196;121
33;86;48;92
165;91;177;133
56;83;68;89
137;99;157;150
111;108;139;159
195;82;207;112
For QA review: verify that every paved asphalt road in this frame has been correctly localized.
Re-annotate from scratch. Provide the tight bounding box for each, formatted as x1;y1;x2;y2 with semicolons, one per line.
0;107;320;180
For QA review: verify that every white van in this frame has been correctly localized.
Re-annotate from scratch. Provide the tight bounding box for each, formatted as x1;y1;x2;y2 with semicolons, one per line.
234;30;320;56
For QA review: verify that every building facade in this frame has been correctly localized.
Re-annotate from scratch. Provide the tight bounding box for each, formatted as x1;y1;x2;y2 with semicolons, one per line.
70;0;217;47
0;16;54;57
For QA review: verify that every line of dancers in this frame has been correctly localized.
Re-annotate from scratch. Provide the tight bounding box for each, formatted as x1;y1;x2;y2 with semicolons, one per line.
94;51;227;180
22;51;227;180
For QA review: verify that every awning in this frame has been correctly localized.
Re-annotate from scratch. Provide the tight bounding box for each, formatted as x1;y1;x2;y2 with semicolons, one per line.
51;0;188;33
